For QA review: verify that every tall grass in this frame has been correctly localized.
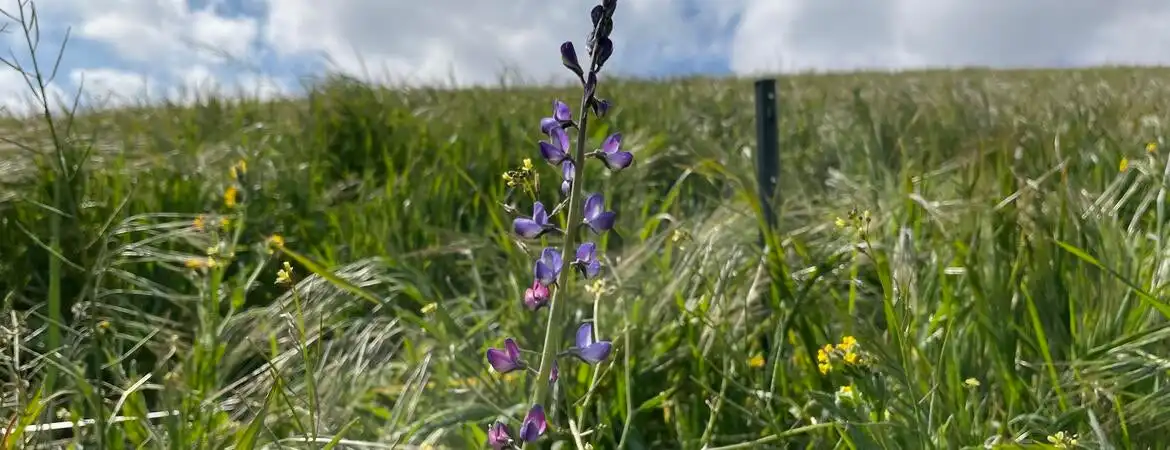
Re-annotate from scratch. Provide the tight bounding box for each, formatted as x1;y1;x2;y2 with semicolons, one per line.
4;2;1170;448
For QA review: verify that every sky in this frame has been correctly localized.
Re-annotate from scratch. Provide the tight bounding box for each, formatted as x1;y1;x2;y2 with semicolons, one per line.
1;0;1169;113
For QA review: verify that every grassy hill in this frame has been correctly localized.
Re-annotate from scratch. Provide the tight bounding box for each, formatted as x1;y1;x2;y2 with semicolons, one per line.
5;60;1170;448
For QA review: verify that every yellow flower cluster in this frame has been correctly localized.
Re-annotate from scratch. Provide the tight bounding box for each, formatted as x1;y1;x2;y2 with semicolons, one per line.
501;158;537;188
834;208;872;241
817;335;864;375
1046;431;1078;448
275;261;294;286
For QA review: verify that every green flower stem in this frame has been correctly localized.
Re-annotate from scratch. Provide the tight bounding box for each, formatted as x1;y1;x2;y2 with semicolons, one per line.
528;90;593;413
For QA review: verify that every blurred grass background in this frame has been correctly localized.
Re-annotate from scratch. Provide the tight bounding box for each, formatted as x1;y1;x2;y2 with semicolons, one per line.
4;5;1170;446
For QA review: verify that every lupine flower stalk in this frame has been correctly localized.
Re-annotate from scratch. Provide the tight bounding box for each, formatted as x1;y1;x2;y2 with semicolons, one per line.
484;1;624;447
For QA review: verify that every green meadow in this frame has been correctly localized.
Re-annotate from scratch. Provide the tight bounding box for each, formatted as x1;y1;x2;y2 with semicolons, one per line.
5;11;1170;449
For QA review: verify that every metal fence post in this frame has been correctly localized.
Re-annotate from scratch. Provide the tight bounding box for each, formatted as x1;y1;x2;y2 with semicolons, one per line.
754;78;779;360
755;79;779;235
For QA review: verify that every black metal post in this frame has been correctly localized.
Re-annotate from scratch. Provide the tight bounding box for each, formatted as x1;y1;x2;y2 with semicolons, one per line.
754;78;779;361
754;79;779;238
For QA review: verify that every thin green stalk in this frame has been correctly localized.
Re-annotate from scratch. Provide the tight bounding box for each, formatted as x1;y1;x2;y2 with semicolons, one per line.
528;89;594;412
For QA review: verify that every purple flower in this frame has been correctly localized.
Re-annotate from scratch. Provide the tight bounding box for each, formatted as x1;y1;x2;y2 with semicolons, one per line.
487;422;513;450
582;193;616;234
523;279;550;311
519;405;548;442
593;133;632;171
540;100;574;135
512;202;556;239
485;338;525;374
560;160;575;196
533;247;563;286
560;41;584;79
590;98;611;118
549;360;559;384
538;126;572;166
573;242;602;279
569;322;612;364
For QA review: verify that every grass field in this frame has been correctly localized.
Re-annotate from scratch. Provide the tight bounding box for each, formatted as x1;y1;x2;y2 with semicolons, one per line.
6;7;1170;450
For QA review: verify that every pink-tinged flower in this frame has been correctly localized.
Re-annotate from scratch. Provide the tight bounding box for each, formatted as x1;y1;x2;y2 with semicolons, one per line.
582;193;616;234
573;242;602;279
485;338;524;374
523;279;550;311
487;422;513;449
568;322;612;364
533;247;563;287
519;405;548;442
539;123;572;166
593;132;632;171
513;201;556;239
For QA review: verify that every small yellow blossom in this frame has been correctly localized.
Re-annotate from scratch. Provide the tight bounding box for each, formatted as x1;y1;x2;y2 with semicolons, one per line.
1120;157;1129;173
224;186;239;208
816;346;832;375
193;215;207;231
748;354;765;368
185;257;216;269
964;377;981;388
1047;431;1078;448
219;216;231;230
843;351;859;365
836;384;857;403
585;278;609;296
834;217;847;228
522;158;534;172
230;159;247;180
266;234;286;253
837;336;857;351
421;302;438;314
275;261;294;285
1148;142;1158;154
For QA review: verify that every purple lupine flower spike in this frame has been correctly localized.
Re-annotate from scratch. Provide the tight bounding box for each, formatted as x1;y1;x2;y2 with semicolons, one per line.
539;126;572;165
594;132;632;171
582;193;616;234
487;422;513;450
523;279;550;311
519;405;548;442
533;247;563;286
486;338;525;374
569;322;613;364
560;160;575;196
513;202;556;239
573;242;602;279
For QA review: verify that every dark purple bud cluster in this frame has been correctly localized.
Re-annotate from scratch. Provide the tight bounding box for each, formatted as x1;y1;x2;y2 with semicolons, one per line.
488;0;627;448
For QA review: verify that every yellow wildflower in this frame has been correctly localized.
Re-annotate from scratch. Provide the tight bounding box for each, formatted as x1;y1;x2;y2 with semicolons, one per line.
837;335;857;351
522;158;534;172
748;354;765;368
1047;431;1078;448
193;215;207;231
266;234;286;253
224;186;239;208
275;261;294;285
834;217;847;228
230;159;247;180
816;346;832;375
421;302;438;314
185;258;215;269
964;377;980;388
1120;157;1129;173
843;351;859;365
1148;142;1158;154
836;384;857;403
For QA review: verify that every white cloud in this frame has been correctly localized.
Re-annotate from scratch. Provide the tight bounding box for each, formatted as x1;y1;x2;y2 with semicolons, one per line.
730;0;1170;74
7;0;1170;111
